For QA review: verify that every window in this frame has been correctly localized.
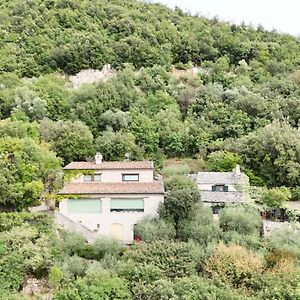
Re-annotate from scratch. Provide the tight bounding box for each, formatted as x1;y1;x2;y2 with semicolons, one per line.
110;198;144;212
68;199;102;213
84;174;101;182
122;174;139;182
212;185;228;192
94;174;101;182
84;174;92;182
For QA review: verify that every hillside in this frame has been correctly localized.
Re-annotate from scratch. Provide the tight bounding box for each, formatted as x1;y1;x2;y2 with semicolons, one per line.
1;0;299;76
1;0;300;299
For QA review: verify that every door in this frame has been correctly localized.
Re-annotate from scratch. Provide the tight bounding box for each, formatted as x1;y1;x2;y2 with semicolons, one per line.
110;223;123;240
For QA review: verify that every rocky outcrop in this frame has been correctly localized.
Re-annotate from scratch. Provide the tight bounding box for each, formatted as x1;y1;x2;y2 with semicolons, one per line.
69;65;115;88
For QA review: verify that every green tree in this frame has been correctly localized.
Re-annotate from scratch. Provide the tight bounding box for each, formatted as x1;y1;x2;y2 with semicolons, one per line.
0;137;61;210
232;121;300;187
164;175;197;192
40;119;94;164
178;203;221;246
100;110;132;131
159;188;201;232
155;108;188;157
0;118;39;140
33;73;71;120
207;151;242;172
95;130;142;161
12;86;47;121
129;112;159;154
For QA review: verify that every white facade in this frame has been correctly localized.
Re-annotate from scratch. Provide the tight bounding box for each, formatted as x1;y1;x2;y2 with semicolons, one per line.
72;169;154;183
59;194;163;243
59;158;164;243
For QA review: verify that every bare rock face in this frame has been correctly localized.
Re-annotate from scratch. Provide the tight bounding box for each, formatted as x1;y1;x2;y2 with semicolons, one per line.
22;277;51;298
69;65;115;88
170;66;202;79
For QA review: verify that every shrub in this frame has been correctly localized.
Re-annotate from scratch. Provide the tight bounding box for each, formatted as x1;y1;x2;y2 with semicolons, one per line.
58;230;87;256
178;203;221;246
0;293;32;300
96;254;121;271
134;217;176;242
0;224;54;292
265;249;296;269
132;279;176;300
85;261;112;278
219;205;261;236
257;267;300;299
80;236;125;261
49;266;64;288
60;255;88;279
0;212;53;233
267;227;300;261
219;205;262;249
118;260;164;290
173;276;252;300
123;241;200;278
164;175;197;191
161;164;190;177
131;276;252;300
207;151;241;172
290;187;300;201
221;231;262;250
54;275;132;300
261;187;291;208
203;244;263;291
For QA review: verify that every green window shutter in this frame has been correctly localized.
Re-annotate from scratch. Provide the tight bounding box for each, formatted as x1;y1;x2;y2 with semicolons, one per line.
224;186;229;192
110;198;144;211
212;185;217;191
68;199;101;213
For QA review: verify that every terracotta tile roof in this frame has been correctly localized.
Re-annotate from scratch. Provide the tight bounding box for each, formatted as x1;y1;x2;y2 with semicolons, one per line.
59;182;164;195
63;161;153;170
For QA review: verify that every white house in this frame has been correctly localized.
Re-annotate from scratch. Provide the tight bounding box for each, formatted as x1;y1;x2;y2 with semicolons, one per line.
58;154;164;243
192;165;249;208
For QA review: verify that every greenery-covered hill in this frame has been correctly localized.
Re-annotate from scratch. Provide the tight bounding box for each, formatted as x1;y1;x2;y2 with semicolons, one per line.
1;0;299;76
2;1;300;299
0;0;300;209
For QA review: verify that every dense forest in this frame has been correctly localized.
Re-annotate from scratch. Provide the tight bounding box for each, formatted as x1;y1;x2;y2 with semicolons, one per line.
1;0;300;298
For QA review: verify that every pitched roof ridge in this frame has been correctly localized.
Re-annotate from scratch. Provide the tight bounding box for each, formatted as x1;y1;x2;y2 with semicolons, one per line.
63;160;154;170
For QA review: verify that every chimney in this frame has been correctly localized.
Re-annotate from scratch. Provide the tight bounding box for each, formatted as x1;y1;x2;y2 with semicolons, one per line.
124;152;130;162
233;164;241;176
95;153;103;164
